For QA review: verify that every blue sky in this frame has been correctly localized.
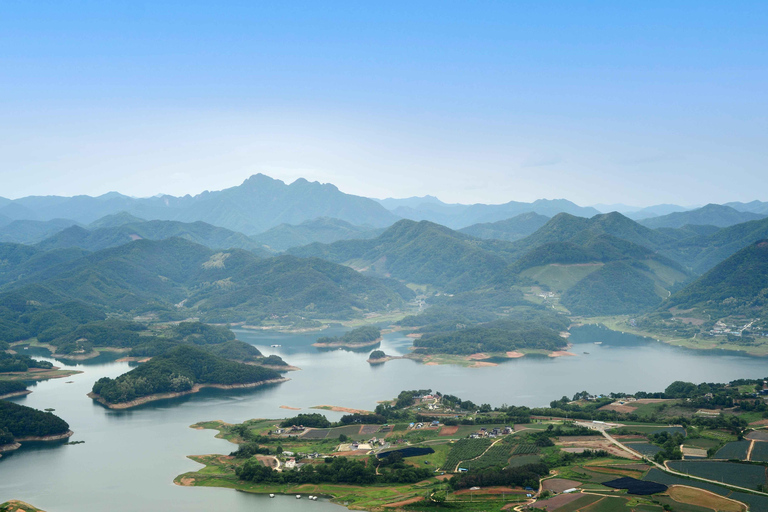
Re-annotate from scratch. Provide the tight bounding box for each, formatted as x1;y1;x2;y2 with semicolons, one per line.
1;1;766;205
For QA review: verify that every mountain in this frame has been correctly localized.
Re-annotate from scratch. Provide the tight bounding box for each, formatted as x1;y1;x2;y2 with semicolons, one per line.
0;218;80;244
88;211;146;228
388;199;600;229
0;243;87;286
37;220;272;255
725;200;768;215
666;240;768;318
458;212;550;242
1;174;399;234
288;219;517;291
639;204;766;229
4;238;413;322
251;217;382;252
511;212;672;256
626;204;693;220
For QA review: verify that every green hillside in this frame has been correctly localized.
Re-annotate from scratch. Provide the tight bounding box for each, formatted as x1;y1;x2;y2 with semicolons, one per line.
640;204;766;229
458;212;550;242
0;400;70;440
2;238;412;324
666;239;768;317
90;345;283;405
561;261;663;316
288;219;516;291
37;220;272;255
251;217;382;251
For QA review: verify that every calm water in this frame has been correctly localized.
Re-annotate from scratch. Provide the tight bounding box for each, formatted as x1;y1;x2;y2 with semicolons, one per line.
1;327;766;511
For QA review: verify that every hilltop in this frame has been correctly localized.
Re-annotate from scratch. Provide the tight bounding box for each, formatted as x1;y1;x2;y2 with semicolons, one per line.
640;204;765;229
37;219;271;255
251;217;382;252
459;212;550;242
289;219;516;291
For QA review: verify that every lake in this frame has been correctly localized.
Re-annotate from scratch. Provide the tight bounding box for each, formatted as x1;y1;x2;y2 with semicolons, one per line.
1;326;766;511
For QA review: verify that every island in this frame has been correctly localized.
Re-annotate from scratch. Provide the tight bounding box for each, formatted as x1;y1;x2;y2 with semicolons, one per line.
0;401;73;458
366;349;402;364
312;326;382;349
0;501;47;512
176;379;768;512
88;345;289;409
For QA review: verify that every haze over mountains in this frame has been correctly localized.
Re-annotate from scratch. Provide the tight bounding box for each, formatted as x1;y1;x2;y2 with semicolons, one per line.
2;172;768;325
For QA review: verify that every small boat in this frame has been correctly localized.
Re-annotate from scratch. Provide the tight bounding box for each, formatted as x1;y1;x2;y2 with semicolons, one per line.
269;494;275;498
310;496;318;500
594;342;602;345
296;495;301;499
583;352;589;354
271;344;282;347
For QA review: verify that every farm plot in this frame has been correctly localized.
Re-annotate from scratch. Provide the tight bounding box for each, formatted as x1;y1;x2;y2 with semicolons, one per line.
301;428;330;439
529;493;601;511
507;455;542;468
666;461;767;489
750;441;768;462
624;442;661;457
714;440;750;460
747;430;768;441
470;443;513;469
512;443;539;455
665;485;746;512
443;438;492;471
643;468;730;496
542;478;582;493
728;491;768;512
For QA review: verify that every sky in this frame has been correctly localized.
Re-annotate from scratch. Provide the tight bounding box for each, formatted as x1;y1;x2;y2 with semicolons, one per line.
1;1;766;206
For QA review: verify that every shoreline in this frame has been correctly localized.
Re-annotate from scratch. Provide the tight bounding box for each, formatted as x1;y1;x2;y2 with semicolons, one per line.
0;390;32;399
0;367;83;382
0;430;75;457
366;355;404;364
88;378;290;409
312;337;382;349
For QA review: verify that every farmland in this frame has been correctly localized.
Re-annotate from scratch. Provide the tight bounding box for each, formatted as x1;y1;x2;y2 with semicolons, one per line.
750;441;768;462
469;443;513;469
666;460;767;490
443;438;493;471
714;440;750;460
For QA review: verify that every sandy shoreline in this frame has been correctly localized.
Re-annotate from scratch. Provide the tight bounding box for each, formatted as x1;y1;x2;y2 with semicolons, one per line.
0;390;32;399
312;337;382;349
88;378;290;409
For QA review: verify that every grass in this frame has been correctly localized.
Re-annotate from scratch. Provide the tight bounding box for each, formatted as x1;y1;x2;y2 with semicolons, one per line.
520;263;602;292
666;485;746;512
404;442;451;468
0;501;46;512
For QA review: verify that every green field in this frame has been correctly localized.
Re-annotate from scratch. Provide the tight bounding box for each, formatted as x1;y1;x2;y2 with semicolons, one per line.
520;263;602;292
714;440;750;460
444;438;493;471
666;460;767;489
750;441;768;462
469;443;513;469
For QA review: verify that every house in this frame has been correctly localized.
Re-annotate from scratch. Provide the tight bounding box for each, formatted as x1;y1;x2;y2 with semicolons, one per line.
284;458;297;469
431;420;440;427
282;451;295;457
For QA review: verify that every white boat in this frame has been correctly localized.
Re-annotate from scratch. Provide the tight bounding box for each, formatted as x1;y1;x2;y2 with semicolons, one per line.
269;494;275;498
271;344;282;347
296;495;301;499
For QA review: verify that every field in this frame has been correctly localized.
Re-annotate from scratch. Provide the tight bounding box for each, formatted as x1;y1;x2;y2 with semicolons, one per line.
520;263;602;292
666;485;746;512
624;442;661;457
531;493;601;511
443;438;493;471
666;461;767;489
469;443;513;469
714;440;750;460
507;455;542;467
542;478;582;493
512;443;539;455
750;441;768;462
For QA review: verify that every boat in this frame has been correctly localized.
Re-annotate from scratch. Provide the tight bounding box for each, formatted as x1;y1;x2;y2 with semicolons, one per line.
296;495;301;499
583;352;589;354
594;342;602;345
271;344;282;347
269;494;275;498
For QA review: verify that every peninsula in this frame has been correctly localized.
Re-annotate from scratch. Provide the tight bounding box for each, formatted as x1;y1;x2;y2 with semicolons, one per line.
312;326;382;349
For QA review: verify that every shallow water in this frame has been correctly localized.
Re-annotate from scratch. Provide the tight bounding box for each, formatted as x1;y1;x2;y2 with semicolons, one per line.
1;327;765;511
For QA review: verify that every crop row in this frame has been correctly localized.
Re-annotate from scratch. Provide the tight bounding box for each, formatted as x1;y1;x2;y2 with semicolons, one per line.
468;444;513;469
511;443;539;455
443;438;493;471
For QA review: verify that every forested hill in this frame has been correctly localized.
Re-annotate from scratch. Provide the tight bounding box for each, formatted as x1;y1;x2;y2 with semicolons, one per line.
665;240;768;317
0;174;398;234
91;345;284;405
251;217;382;252
511;212;671;255
0;401;70;442
288;219;517;291
36;219;272;256
458;212;550;242
640;204;766;229
0;237;413;323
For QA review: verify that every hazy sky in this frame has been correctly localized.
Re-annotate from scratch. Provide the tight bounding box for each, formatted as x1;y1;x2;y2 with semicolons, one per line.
1;1;766;206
